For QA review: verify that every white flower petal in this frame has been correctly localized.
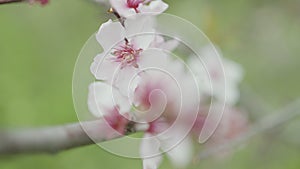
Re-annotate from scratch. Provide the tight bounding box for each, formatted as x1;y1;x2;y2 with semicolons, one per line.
139;48;170;69
87;82;130;117
224;85;240;105
154;125;193;167
88;82;114;117
166;137;193;168
111;65;137;96
125;15;155;36
90;54;119;81
110;0;136;17
223;58;244;83
125;16;156;49
140;133;162;169
142;156;162;169
150;35;179;51
138;0;168;14
96;19;125;51
179;73;200;116
132;35;155;50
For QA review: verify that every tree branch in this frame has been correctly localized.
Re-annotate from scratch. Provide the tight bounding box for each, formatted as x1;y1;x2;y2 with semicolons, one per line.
0;0;24;5
0;119;144;155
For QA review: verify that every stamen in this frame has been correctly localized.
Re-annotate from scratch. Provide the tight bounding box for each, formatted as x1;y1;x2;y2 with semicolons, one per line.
126;0;152;13
111;42;142;69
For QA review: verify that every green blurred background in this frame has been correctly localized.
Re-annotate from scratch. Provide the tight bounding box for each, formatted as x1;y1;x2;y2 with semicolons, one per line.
0;0;299;168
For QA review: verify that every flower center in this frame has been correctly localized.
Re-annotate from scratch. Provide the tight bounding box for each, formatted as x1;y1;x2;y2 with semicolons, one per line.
127;0;153;12
127;0;143;9
112;42;142;68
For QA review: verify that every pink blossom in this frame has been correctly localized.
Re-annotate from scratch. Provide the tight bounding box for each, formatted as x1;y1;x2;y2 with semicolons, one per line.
89;79;197;169
109;0;168;17
202;105;248;158
91;19;183;99
188;45;244;105
128;58;198;169
86;0;248;167
90;16;159;93
207;106;248;142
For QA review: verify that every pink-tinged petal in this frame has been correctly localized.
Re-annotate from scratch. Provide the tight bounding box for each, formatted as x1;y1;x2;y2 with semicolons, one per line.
191;113;206;136
138;0;168;14
132;86;168;122
147;118;169;134
96;19;125;51
87;82;130;117
110;0;136;17
90;54;119;81
203;106;248;158
131;49;191;120
103;108;130;136
88;82;115;117
140;133;162;169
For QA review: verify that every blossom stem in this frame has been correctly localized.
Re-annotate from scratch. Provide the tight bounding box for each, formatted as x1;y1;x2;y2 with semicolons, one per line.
0;119;144;155
108;7;125;26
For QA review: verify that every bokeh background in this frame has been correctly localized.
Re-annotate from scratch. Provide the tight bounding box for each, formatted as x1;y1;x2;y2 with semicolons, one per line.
0;0;299;169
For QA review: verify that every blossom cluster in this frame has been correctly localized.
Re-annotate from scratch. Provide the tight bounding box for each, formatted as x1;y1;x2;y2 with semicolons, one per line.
88;0;247;168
